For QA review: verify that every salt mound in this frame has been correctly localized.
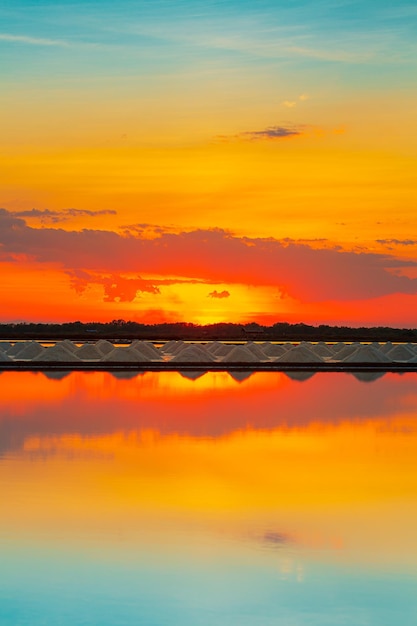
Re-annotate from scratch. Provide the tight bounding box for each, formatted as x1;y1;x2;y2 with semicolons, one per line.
206;341;224;354
131;341;163;360
171;346;215;363
385;344;415;361
0;341;13;353
57;340;78;353
333;344;360;360
96;340;115;355
245;343;268;360
342;345;391;363
275;346;323;363
102;347;150;362
33;344;82;362
379;342;394;353
221;346;261;363
213;344;235;357
76;344;102;360
169;341;186;355
8;342;29;356
0;351;13;362
310;343;333;357
13;341;45;360
159;340;179;354
263;344;288;357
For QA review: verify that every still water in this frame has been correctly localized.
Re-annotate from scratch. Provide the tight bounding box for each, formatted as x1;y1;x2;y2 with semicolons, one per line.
1;370;416;625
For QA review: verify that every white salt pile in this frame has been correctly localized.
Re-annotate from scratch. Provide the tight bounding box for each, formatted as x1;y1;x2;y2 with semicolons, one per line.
13;341;45;360
58;339;78;353
341;345;391;363
33;344;82;362
221;346;261;363
76;343;103;360
7;342;30;356
263;344;288;357
102;347;151;362
95;339;115;355
159;340;179;354
310;343;334;358
275;345;323;363
0;341;13;353
206;341;224;354
245;342;268;360
0;350;13;362
332;343;360;360
385;344;415;361
171;345;215;363
212;344;235;357
131;340;163;360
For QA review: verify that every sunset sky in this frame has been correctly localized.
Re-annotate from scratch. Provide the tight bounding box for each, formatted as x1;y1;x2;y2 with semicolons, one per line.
1;0;417;326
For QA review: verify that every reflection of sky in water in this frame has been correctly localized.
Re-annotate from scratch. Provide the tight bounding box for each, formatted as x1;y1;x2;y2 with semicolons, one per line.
1;372;417;625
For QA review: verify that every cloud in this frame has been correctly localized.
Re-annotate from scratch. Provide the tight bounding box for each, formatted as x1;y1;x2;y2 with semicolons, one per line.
377;239;417;246
1;208;417;304
13;208;117;224
208;290;230;299
282;101;297;108
242;125;305;140
0;33;70;47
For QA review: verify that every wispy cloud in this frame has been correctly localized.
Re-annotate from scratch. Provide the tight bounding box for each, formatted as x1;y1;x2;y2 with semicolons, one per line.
13;208;117;224
376;239;417;246
0;33;71;47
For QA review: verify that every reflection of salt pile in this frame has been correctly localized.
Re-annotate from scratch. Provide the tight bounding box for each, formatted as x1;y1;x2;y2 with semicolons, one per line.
341;345;391;363
351;371;386;382
33;344;82;362
221;346;261;363
228;370;255;382
171;345;215;363
283;370;316;381
13;341;45;360
76;343;102;360
102;347;151;362
274;345;323;363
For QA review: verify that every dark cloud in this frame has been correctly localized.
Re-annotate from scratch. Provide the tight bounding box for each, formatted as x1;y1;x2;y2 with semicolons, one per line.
242;125;305;140
1;208;417;304
216;124;307;143
12;208;117;224
377;239;417;246
208;290;230;299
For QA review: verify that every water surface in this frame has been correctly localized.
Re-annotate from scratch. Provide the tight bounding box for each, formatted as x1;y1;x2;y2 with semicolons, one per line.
1;371;416;625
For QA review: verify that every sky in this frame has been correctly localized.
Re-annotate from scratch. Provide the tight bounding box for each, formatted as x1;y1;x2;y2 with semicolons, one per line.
1;0;417;326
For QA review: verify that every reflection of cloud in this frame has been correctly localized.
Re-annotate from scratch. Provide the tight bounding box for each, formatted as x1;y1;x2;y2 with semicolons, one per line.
1;208;417;303
208;290;230;299
263;531;292;545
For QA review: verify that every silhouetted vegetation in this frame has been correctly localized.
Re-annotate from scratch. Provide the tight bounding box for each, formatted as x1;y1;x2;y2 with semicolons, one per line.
0;320;416;342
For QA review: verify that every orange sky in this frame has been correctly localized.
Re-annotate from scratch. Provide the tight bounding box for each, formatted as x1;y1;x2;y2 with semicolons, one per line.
1;1;417;326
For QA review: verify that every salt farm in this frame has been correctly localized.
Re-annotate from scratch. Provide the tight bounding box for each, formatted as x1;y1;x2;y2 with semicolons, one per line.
1;339;417;371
